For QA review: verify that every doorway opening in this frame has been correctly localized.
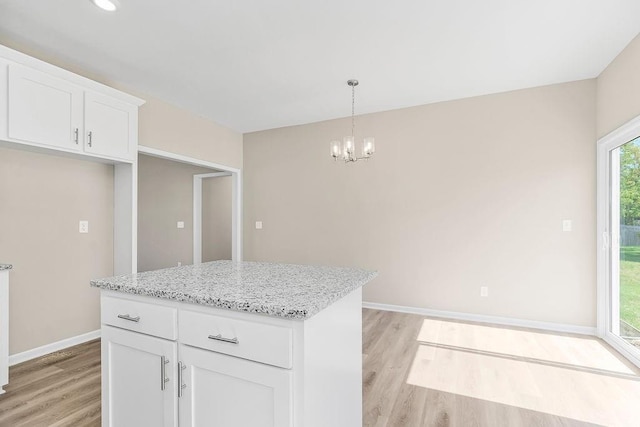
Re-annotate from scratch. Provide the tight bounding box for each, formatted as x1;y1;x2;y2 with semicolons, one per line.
137;146;241;272
193;172;233;264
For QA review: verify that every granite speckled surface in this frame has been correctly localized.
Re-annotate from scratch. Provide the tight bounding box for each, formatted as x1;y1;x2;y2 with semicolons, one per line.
0;264;12;271
91;261;377;319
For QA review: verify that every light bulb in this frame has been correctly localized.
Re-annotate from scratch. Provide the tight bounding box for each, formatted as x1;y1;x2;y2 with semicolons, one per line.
343;136;355;155
330;140;342;159
363;137;375;157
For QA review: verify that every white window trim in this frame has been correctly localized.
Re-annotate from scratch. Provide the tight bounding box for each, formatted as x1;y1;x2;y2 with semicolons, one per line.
596;115;640;368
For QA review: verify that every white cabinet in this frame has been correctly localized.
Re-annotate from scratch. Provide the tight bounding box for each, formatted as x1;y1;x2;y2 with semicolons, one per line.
179;345;292;427
101;295;292;427
100;289;363;427
84;91;137;160
101;326;177;427
0;46;144;163
7;64;83;152
0;269;10;395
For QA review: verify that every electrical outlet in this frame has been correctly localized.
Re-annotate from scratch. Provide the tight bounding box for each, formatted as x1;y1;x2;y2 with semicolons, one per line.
480;286;489;297
79;220;89;233
177;221;185;229
177;262;182;267
255;221;263;230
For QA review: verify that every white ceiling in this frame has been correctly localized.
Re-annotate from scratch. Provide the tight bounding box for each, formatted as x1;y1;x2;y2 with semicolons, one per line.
1;0;639;133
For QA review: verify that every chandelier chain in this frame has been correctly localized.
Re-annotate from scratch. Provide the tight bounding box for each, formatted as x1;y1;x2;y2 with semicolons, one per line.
351;84;355;138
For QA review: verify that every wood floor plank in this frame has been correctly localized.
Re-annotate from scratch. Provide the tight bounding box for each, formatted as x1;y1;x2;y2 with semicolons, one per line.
387;383;429;427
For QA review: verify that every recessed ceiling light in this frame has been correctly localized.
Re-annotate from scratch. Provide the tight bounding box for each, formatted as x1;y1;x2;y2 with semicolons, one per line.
90;0;120;12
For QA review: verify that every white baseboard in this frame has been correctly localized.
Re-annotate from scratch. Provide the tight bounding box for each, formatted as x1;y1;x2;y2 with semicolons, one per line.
362;302;597;336
9;329;101;366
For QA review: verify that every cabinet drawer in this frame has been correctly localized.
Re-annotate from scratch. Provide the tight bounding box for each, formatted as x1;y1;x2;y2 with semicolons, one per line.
101;296;177;340
179;310;292;369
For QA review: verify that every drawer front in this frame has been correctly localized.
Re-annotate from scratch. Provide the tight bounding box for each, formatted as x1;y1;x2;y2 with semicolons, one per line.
101;296;177;340
179;310;292;369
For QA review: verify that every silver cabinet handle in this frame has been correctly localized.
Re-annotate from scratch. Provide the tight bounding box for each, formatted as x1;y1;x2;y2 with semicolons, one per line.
178;362;186;398
87;131;92;147
208;334;239;344
117;314;140;322
74;128;79;144
160;356;170;391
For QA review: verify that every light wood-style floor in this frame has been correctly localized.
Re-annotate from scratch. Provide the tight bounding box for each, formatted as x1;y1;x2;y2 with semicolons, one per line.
363;309;640;426
2;311;640;426
0;339;101;427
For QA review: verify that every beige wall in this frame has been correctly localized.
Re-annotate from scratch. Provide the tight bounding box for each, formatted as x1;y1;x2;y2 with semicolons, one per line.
0;39;242;355
0;147;113;353
244;80;597;327
138;96;242;169
202;176;233;262
138;154;231;272
597;33;640;138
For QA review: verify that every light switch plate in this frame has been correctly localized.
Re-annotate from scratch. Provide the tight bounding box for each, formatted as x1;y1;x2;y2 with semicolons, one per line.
177;221;185;229
79;220;89;233
255;221;263;230
562;219;572;232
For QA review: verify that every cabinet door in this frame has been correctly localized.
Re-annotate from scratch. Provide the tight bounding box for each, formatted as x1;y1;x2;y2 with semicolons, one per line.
0;59;8;141
179;344;292;427
84;91;137;161
102;326;177;427
7;64;83;151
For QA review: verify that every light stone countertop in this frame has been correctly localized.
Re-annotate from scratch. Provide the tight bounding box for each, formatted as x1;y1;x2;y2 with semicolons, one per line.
90;260;377;319
0;264;11;271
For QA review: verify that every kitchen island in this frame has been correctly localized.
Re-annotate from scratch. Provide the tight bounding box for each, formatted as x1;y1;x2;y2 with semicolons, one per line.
91;261;376;427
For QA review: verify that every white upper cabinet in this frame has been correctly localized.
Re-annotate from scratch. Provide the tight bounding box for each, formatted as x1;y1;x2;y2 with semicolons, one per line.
0;59;8;141
84;91;137;161
8;64;83;152
0;44;144;163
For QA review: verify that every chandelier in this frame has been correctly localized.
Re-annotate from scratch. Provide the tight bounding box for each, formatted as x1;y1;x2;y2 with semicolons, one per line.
330;79;375;163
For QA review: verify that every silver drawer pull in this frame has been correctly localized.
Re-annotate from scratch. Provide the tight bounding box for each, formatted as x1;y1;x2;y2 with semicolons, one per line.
160;356;170;391
117;314;140;322
208;334;239;344
178;362;186;398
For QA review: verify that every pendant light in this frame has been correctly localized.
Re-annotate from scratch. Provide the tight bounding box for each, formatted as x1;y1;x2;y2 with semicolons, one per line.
330;79;375;163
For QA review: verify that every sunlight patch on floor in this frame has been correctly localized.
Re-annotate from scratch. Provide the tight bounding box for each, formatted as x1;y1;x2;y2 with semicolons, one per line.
408;319;640;426
417;318;635;374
